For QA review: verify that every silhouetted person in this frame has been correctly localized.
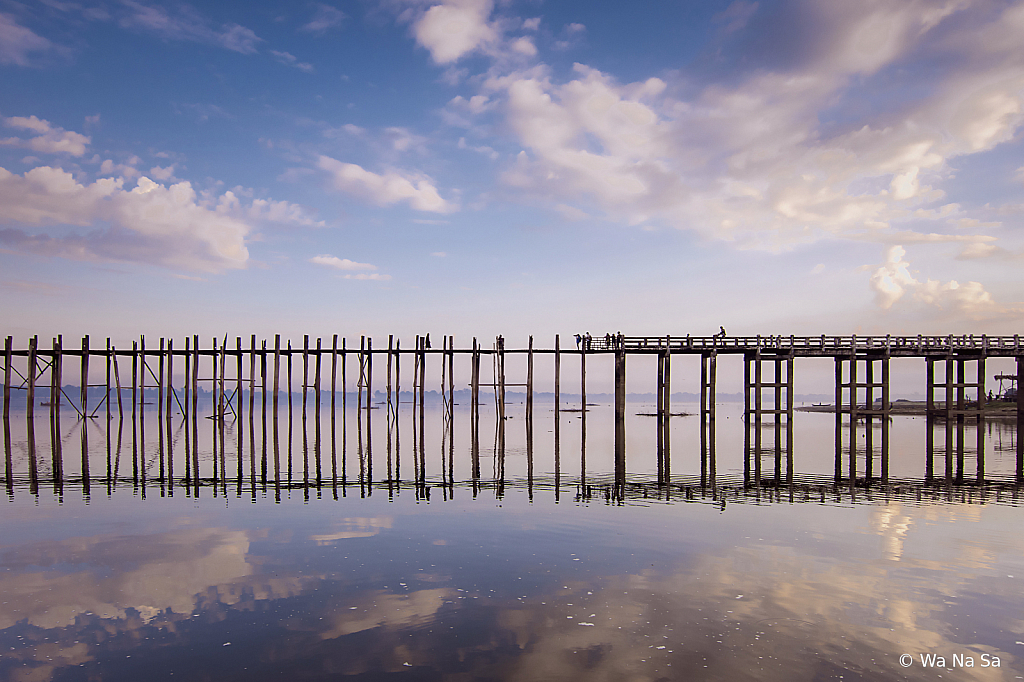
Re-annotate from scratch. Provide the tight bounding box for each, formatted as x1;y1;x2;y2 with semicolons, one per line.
719;326;727;338
575;334;582;350
425;334;431;349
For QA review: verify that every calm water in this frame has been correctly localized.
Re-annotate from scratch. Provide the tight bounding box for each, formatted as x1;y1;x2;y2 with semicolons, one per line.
1;399;1023;681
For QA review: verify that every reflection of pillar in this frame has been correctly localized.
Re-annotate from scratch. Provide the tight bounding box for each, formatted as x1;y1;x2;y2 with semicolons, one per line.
553;335;560;502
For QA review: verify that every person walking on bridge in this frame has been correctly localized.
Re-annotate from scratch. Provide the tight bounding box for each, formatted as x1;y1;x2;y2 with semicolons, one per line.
575;333;582;350
718;326;727;338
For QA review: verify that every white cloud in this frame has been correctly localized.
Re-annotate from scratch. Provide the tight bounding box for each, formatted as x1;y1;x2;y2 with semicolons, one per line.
271;50;314;73
310;254;376;271
868;245;1002;319
510;36;537;57
0;13;53;65
119;1;261;54
148;164;177;181
310;254;391;279
317;155;456;213
0;167;250;272
1;116;90;156
301;4;346;33
344;272;391;280
412;0;497;64
100;158;141;180
522;17;540;31
476;0;1024;250
384;126;426;153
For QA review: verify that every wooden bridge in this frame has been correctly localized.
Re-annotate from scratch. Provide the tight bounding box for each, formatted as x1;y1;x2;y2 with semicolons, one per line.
2;332;1022;491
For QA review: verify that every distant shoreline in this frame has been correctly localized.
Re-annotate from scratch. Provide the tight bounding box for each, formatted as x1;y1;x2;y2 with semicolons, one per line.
796;400;1020;419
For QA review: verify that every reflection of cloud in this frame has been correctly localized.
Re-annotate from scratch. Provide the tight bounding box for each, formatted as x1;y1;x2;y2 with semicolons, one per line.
318;588;456;639
310;516;393;544
0;528;253;629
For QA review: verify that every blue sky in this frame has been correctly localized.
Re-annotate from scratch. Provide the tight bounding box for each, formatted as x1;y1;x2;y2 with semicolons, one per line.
1;0;1023;346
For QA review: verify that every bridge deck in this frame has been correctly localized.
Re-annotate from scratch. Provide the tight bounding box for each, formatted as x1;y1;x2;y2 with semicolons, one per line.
577;334;1024;357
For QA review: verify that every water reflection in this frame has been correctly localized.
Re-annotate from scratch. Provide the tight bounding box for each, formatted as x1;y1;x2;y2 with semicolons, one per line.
1;401;1023;680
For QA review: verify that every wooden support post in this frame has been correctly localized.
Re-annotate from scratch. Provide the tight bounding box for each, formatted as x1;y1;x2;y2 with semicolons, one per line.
3;336;10;422
81;335;90;417
471;338;479;416
881;354;890;482
956;357;965;483
27;336;36;420
168;338;176;418
331;334;338;418
580;339;586;419
976;354;985;484
315;338;322;442
157;338;165;427
106;338;112;422
945;355;954;482
786;355;794;485
249;335;256;424
236;337;243;421
448;335;454;422
835;356;842;483
526;335;534;426
663;335;671;471
387;335;393;413
303;335;309;419
131;341;138;420
657;347;664;479
614;346;626;470
273;335;281;416
367;337;373;407
50;338;58;421
1017;356;1023;483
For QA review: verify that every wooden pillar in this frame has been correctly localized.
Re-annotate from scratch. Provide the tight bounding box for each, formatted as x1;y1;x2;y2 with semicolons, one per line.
302;335;309;420
27;336;37;420
956;357;965;483
614;346;626;475
834;355;842;482
526;335;534;427
331;334;338;419
471;338;479;418
580;340;586;419
786;355;794;485
49;338;58;421
367;337;373;408
663;336;671;476
977;355;986;484
387;335;393;413
881;355;889;482
3;336;10;423
944;355;953;482
273;335;281;415
657;347;664;479
81;335;90;417
1016;356;1023;483
105;338;112;423
168;338;177;418
249;335;256;425
448;335;455;424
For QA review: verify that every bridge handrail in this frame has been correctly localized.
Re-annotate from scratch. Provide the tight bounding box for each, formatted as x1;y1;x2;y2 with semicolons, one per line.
584;334;1022;352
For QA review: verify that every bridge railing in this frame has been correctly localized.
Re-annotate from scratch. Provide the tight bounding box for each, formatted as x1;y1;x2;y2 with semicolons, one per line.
583;334;1023;352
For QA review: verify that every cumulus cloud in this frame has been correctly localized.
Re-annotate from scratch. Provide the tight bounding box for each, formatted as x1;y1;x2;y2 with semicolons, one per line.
0;167;250;271
0;13;53;65
0;165;317;272
868;245;1002;318
317;155;456;213
1;116;90;156
412;0;497;63
271;50;314;73
119;1;261;54
465;0;1024;251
